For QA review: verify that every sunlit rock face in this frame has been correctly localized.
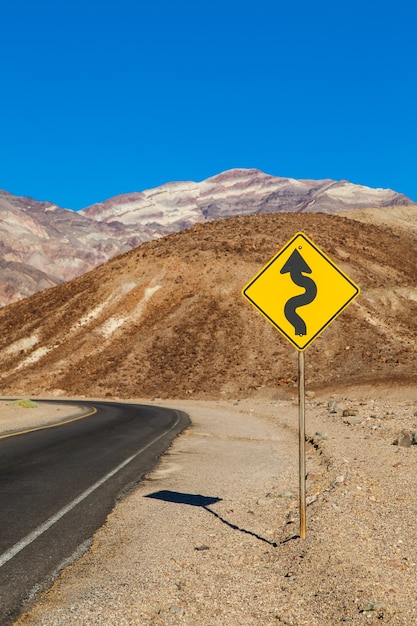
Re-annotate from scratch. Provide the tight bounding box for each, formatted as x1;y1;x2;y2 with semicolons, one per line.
81;168;411;230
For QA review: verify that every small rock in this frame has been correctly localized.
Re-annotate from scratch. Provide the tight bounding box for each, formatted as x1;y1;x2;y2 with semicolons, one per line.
344;416;364;425
331;503;340;511
335;475;345;484
342;408;358;417
278;492;294;498
392;431;413;447
194;545;210;551
327;400;341;413
360;602;385;613
306;494;317;505
306;390;315;399
315;431;328;440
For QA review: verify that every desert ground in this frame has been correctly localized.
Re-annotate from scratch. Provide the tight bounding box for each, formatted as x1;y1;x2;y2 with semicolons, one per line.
4;381;417;626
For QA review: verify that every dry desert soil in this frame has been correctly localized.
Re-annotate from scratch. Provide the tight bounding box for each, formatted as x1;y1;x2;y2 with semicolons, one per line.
2;383;417;626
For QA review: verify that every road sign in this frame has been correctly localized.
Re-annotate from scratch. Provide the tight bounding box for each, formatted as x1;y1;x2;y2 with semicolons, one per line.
242;232;360;351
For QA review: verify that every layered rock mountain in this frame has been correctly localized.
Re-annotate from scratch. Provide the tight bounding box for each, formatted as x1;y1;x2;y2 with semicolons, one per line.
80;168;412;231
0;169;414;306
0;190;146;306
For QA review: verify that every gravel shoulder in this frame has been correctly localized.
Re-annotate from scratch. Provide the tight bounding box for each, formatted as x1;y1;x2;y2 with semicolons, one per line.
10;385;417;625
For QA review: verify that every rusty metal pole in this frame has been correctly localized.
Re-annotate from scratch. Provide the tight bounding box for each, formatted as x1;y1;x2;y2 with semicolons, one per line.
298;349;306;539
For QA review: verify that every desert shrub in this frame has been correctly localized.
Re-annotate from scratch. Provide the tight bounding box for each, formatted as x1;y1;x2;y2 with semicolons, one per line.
10;399;38;409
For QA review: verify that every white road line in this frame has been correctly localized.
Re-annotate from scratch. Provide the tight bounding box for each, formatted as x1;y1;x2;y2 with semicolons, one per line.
0;411;180;569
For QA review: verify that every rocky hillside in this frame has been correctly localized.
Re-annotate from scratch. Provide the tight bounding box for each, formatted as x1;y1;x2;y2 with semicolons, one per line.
80;168;412;230
1;169;413;306
0;190;145;306
1;211;416;399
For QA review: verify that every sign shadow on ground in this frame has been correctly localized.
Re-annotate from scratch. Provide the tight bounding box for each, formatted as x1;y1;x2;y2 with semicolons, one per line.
145;490;277;547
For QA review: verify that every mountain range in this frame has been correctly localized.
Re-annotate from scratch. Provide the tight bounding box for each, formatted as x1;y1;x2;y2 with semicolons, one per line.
0;168;414;307
1;208;417;399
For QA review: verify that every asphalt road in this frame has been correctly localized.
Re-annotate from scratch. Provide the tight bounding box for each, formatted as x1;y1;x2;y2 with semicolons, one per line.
0;400;190;625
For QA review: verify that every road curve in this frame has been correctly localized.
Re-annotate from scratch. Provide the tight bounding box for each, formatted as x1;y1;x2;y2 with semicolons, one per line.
0;400;190;625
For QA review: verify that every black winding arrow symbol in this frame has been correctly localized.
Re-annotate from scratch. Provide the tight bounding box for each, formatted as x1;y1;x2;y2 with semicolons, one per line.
280;248;317;336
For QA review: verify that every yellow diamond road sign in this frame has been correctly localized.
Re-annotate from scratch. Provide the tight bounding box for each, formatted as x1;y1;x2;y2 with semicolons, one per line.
242;232;360;351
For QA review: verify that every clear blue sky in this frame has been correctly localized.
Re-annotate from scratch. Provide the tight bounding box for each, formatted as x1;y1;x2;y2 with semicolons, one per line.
1;0;416;210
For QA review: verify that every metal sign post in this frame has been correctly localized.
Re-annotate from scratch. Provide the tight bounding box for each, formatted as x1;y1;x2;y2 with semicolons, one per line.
298;350;306;539
242;231;360;540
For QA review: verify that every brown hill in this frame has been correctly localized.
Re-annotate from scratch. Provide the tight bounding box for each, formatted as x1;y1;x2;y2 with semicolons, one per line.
1;212;416;399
